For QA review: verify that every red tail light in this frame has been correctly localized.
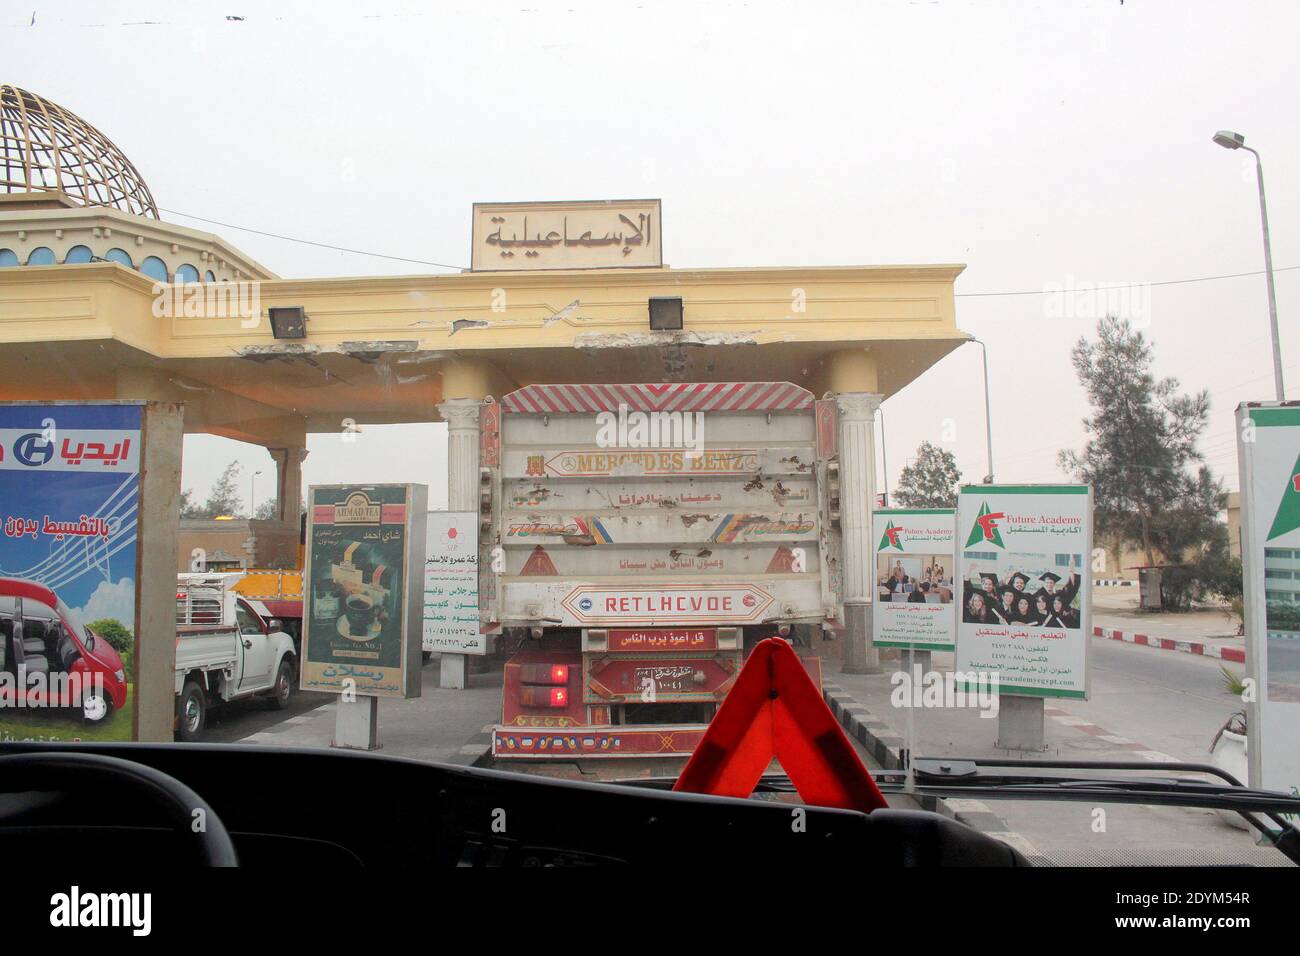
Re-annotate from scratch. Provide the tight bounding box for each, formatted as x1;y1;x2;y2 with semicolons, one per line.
519;663;569;685
519;686;569;708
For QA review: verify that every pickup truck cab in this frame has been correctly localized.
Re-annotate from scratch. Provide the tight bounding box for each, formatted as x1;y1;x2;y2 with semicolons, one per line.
175;576;297;741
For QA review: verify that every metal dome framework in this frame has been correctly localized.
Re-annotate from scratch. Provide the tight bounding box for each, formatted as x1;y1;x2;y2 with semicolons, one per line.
0;85;158;218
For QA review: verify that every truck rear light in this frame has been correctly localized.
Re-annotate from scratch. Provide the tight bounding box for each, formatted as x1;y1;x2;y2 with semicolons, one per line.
519;686;569;708
519;663;569;685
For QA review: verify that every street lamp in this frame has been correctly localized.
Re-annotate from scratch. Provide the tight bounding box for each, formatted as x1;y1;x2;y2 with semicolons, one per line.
1212;130;1286;401
251;470;262;517
877;406;888;508
968;337;994;483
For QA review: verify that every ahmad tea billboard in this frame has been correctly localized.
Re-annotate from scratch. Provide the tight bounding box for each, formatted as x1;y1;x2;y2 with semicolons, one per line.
871;508;957;651
302;484;427;699
955;485;1092;699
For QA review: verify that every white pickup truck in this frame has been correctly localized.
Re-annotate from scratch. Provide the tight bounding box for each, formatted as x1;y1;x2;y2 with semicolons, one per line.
175;575;298;741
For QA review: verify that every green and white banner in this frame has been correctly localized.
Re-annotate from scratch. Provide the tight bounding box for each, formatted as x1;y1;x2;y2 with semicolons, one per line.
1236;403;1300;813
955;484;1092;698
871;508;956;651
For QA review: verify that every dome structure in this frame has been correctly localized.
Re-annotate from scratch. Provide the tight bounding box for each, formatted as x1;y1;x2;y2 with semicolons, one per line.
0;85;157;218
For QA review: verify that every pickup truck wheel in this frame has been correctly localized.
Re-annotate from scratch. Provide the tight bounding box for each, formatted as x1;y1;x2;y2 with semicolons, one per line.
176;681;207;741
268;659;294;711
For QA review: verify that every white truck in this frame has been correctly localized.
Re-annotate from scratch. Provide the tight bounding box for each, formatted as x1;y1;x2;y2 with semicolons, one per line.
175;574;298;741
483;381;843;759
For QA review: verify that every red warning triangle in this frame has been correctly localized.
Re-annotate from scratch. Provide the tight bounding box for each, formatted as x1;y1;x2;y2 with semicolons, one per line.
520;545;558;576
674;638;887;812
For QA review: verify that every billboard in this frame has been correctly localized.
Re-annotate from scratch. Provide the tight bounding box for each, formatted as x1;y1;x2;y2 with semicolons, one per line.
0;402;143;741
1236;402;1300;811
955;484;1092;699
871;508;956;651
422;511;483;655
301;484;428;699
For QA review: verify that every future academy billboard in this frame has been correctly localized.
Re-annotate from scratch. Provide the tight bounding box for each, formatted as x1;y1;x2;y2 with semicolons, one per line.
871;508;957;651
955;485;1092;699
1236;402;1300;811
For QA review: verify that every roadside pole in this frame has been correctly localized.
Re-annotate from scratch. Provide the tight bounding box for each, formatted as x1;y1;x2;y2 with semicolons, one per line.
996;694;1044;751
334;696;380;750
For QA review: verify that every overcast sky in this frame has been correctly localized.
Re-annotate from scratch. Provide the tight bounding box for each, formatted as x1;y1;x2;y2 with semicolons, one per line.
9;0;1299;511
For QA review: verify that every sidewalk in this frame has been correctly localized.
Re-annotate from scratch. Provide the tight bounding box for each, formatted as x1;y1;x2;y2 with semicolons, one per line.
236;657;501;765
1091;585;1245;662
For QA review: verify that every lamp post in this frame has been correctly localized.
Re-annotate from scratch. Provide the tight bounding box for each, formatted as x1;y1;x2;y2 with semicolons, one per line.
251;469;262;518
1212;130;1286;401
969;337;994;483
877;406;888;507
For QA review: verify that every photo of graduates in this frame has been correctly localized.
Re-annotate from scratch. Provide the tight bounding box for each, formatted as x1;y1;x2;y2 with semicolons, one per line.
961;553;1081;628
876;554;954;604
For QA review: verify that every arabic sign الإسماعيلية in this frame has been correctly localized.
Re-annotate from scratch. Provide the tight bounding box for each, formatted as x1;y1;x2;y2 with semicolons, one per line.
954;485;1092;699
301;484;427;699
422;511;483;656
871;508;957;651
471;199;662;272
1236;403;1300;817
0;402;144;741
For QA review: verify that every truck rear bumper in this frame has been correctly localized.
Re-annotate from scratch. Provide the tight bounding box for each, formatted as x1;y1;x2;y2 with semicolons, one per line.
492;723;707;759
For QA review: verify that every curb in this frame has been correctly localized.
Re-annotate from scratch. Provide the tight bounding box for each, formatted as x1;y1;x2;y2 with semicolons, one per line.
821;681;1051;865
1092;626;1245;664
449;724;495;768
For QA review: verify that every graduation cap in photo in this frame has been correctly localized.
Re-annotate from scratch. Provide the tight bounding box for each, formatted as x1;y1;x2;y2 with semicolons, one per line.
979;572;999;587
1009;572;1030;588
1039;571;1062;584
998;585;1017;602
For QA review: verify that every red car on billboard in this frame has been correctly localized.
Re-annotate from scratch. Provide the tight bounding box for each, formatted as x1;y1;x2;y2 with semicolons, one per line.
0;576;128;722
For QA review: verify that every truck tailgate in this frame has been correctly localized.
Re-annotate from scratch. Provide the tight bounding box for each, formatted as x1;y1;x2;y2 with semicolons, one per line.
175;626;239;678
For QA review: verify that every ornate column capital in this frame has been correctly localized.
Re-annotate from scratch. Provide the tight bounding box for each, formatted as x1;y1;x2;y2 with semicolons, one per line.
834;392;884;421
437;398;481;432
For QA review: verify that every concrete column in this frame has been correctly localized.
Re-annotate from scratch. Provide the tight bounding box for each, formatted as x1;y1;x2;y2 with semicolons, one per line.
437;398;481;689
836;391;883;674
269;446;308;524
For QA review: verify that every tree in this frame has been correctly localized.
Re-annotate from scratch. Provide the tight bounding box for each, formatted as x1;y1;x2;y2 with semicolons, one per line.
1058;316;1225;569
253;498;278;520
200;461;245;518
894;441;962;508
178;489;204;519
87;618;133;681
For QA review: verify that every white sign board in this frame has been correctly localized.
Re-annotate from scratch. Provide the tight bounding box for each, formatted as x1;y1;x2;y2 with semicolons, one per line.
471;199;662;272
955;485;1091;699
423;512;484;655
1236;403;1300;812
871;508;957;651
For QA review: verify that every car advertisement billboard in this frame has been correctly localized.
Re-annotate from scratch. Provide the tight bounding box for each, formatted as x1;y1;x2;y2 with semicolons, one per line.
0;402;143;740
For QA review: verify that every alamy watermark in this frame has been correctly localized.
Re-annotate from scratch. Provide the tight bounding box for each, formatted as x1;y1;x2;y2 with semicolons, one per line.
595;402;705;457
151;280;261;327
890;665;1000;718
1042;275;1150;328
